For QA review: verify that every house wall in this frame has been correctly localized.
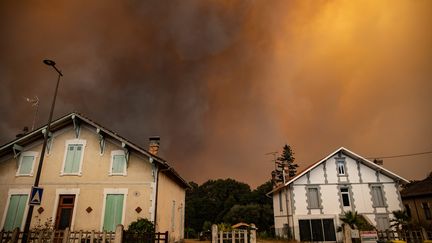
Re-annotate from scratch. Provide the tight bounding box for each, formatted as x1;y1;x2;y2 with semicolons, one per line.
402;195;432;226
0;124;185;242
272;151;404;241
156;172;186;243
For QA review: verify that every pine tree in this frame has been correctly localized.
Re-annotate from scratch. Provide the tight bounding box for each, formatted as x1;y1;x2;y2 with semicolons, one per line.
277;144;299;179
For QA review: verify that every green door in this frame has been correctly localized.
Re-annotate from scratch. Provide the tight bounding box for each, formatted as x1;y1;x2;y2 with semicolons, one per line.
3;195;28;231
103;194;124;232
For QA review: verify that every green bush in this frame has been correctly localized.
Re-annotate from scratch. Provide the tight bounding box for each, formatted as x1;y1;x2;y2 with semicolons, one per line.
128;218;155;233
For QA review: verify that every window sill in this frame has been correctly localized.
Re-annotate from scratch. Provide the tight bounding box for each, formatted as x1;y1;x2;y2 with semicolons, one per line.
16;174;33;177
372;205;387;208
60;173;82;176
109;173;127;176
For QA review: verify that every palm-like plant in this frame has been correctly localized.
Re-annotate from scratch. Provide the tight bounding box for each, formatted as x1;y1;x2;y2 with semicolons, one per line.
340;211;360;229
390;210;410;230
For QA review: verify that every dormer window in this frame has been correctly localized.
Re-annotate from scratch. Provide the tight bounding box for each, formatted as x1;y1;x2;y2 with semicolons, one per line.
110;150;127;176
337;160;346;176
16;151;37;176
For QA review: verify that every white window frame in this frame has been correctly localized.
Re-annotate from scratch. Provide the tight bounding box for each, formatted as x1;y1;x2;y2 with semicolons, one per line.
51;188;80;231
0;189;30;231
337;161;346;176
340;187;351;207
100;188;128;231
109;150;127;176
60;139;86;176
16;151;38;176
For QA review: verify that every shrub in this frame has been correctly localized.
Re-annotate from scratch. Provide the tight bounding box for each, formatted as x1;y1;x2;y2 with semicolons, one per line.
128;218;155;233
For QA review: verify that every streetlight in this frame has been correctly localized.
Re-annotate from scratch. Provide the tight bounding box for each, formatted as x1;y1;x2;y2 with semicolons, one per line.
22;59;63;243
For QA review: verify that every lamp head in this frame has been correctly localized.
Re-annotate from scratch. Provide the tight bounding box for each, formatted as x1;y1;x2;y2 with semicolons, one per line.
43;59;56;66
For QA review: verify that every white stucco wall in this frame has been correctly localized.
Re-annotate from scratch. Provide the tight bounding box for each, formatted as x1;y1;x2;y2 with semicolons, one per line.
321;185;340;214
272;149;405;241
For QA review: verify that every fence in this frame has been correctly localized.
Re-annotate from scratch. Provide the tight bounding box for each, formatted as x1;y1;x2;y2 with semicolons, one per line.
377;229;432;243
0;225;168;243
211;224;256;243
123;231;168;243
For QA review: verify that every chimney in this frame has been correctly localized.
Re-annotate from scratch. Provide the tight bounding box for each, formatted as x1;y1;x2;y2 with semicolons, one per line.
373;159;383;165
149;136;160;155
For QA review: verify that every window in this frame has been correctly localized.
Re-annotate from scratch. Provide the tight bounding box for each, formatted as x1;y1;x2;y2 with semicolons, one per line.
341;188;350;207
3;194;28;231
337;161;346;175
110;150;127;175
279;191;283;212
61;140;86;175
376;215;390;231
171;200;176;232
422;203;431;220
103;194;124;231
16;152;37;176
371;185;386;207
307;187;320;209
405;204;411;218
299;219;336;241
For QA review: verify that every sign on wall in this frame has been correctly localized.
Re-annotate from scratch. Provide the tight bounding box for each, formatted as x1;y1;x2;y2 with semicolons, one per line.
29;186;44;206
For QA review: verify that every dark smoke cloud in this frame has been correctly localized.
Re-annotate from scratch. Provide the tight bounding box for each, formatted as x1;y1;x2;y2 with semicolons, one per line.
1;1;431;187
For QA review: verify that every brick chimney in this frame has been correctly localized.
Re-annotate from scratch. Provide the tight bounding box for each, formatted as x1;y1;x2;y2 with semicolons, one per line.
149;136;160;155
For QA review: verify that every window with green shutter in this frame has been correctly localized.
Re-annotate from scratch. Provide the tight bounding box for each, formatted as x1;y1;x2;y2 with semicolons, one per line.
63;143;84;174
3;194;28;231
103;194;124;232
17;152;37;176
110;151;127;175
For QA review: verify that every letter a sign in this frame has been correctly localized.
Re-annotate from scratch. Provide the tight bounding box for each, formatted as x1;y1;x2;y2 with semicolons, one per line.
29;186;44;206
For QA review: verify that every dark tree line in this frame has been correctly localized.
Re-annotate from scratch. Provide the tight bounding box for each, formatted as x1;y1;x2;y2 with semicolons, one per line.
185;179;273;236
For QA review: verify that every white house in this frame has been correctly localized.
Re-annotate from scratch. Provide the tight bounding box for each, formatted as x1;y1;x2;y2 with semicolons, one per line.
269;147;409;242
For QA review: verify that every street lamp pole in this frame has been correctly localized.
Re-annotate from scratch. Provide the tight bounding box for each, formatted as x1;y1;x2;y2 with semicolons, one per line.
22;59;63;243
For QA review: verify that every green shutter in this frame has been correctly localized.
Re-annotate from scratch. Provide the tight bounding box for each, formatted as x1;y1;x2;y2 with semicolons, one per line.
19;156;34;175
112;155;125;174
103;195;124;232
64;144;83;173
72;145;83;173
4;195;28;231
64;145;75;173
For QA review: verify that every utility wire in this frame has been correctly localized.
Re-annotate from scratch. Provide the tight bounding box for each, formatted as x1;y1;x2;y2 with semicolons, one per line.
366;151;432;159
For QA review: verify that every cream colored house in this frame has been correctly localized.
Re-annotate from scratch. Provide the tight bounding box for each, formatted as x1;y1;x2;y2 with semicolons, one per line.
0;112;189;242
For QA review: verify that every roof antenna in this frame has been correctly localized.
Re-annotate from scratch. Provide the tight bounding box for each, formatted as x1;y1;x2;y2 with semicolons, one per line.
25;96;39;131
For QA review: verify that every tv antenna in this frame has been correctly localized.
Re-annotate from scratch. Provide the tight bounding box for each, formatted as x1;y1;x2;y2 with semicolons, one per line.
25;96;39;131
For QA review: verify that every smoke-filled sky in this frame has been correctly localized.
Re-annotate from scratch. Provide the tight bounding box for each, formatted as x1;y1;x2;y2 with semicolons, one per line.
1;1;431;188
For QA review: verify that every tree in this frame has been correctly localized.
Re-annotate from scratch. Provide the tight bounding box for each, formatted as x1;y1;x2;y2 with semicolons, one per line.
390;210;410;230
185;179;274;235
340;211;360;229
277;144;299;179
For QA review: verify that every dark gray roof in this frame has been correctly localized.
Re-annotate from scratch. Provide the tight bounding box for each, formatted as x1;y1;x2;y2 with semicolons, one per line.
401;173;432;198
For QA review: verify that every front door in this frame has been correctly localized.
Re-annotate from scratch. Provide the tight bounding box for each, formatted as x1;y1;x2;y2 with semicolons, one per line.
55;195;75;230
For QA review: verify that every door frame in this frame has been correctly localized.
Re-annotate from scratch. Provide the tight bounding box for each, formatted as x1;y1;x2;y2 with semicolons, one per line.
0;189;30;231
52;188;80;231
